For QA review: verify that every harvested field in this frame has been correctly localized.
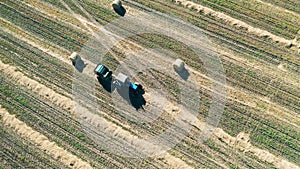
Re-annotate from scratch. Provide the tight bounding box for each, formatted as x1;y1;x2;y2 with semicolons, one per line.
0;0;299;168
0;106;92;169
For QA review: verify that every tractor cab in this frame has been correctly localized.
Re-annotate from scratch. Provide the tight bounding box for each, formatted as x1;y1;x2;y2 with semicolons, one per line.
94;64;112;80
130;82;145;95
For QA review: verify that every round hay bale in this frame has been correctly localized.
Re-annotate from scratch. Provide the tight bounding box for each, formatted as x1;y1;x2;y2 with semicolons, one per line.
69;52;78;61
173;59;185;72
112;0;122;7
69;52;82;65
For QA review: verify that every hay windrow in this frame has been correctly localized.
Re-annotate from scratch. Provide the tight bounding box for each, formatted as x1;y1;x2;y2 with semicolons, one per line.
213;128;300;169
0;60;193;168
19;0;89;33
2;0;299;167
0;17;70;64
173;0;300;53
0;106;92;169
0;60;73;111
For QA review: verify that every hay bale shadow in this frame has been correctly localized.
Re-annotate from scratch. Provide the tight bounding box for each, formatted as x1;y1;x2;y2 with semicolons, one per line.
72;56;87;73
175;68;190;80
97;76;114;93
113;5;126;16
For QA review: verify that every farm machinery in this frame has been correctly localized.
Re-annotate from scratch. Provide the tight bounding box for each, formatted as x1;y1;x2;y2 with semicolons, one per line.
94;64;146;109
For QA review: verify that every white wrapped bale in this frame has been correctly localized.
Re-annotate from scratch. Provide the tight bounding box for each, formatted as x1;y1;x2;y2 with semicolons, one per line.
69;52;77;60
112;0;122;8
69;52;81;65
173;59;185;72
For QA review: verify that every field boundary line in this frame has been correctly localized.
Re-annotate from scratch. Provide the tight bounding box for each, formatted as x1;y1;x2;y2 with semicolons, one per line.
0;106;93;169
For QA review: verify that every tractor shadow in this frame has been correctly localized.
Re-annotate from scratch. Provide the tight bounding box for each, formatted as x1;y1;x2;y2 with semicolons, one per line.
116;87;146;111
97;77;114;93
97;78;146;110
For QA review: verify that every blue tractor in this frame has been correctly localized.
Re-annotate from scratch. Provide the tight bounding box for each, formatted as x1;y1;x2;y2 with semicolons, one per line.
94;64;146;109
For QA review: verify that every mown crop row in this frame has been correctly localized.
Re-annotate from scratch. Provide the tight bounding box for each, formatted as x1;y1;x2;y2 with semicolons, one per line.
127;0;300;72
188;0;300;39
0;125;67;168
109;40;300;165
221;99;300;164
1;0;299;168
197;82;300;164
262;0;300;14
0;75;134;168
1;0;88;52
126;32;300;114
203;138;277;169
222;59;300;113
0;31;73;96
